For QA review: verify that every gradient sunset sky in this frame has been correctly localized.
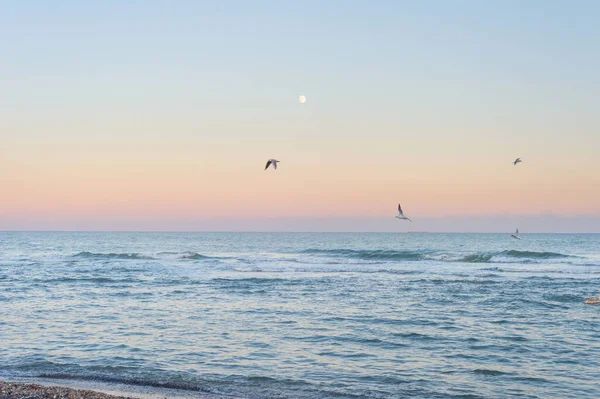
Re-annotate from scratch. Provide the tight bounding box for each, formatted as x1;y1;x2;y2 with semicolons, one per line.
2;1;599;231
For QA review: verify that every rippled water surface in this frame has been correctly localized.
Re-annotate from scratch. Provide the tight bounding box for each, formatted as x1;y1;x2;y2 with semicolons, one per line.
1;232;600;398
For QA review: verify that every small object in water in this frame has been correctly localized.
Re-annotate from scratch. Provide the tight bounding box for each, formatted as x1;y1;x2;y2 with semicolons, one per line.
584;295;600;305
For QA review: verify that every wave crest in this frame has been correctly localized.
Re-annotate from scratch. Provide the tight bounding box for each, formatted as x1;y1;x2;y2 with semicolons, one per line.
73;252;154;260
501;250;570;259
302;249;428;261
302;248;575;264
180;252;213;260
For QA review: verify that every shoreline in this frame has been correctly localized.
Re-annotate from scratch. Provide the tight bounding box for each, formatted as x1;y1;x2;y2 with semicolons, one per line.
0;378;223;399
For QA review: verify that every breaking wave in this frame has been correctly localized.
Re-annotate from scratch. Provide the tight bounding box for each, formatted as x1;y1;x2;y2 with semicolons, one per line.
180;252;217;260
302;249;576;264
457;250;572;263
301;249;429;261
73;252;155;260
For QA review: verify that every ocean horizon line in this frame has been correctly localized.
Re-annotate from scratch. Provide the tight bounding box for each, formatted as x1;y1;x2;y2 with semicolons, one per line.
2;230;600;234
2;214;599;233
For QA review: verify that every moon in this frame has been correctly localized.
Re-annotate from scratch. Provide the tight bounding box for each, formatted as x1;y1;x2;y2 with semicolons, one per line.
298;95;306;104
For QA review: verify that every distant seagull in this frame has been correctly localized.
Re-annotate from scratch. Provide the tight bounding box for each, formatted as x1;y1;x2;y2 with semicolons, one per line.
265;159;280;170
511;228;521;240
395;203;412;222
513;158;522;166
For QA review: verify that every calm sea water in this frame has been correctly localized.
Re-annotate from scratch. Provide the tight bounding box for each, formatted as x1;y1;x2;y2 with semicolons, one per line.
1;232;600;398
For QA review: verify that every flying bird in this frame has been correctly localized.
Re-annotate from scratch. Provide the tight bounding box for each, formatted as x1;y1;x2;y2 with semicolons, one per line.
265;159;280;170
395;203;412;222
511;228;521;240
513;158;522;166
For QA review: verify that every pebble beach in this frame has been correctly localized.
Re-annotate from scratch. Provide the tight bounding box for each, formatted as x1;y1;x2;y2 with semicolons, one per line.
0;381;136;399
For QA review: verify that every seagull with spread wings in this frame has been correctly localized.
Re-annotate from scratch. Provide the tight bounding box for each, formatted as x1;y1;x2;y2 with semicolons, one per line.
513;158;522;166
265;159;280;170
395;203;412;222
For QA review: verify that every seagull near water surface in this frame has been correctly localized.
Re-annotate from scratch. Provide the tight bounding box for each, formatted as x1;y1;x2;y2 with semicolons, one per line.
511;228;521;240
265;159;280;170
513;158;522;166
395;203;412;222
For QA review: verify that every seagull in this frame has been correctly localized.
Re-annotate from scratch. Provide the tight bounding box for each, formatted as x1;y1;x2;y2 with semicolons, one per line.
513;158;522;166
395;203;412;222
264;159;280;170
511;228;521;240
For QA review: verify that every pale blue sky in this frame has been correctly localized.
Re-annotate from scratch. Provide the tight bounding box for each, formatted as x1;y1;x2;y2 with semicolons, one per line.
3;0;598;124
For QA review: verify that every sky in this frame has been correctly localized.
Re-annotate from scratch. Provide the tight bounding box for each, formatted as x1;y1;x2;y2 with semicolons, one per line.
1;1;599;232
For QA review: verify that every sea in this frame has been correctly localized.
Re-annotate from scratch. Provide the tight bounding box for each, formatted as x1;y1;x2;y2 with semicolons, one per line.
1;232;600;398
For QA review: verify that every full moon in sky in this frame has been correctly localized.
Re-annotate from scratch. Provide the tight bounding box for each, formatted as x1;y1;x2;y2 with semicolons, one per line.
298;95;306;104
